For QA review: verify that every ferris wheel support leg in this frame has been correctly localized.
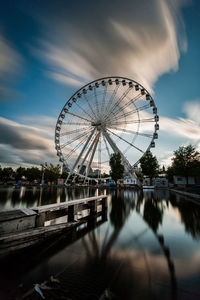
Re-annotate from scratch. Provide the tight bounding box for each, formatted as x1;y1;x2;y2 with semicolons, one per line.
85;132;100;180
102;129;137;179
64;129;95;184
77;133;99;177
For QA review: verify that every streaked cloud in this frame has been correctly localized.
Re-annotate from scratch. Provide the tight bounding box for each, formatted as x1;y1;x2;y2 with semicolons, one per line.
32;0;187;91
0;116;57;166
0;34;22;100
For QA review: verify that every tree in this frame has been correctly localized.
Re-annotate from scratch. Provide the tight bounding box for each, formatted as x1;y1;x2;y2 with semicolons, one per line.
61;171;69;179
169;145;200;185
26;167;42;181
109;152;124;183
139;151;159;184
15;167;26;181
1;167;15;181
44;164;61;182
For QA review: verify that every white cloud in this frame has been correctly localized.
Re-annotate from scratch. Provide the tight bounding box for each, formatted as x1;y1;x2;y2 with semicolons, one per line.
0;34;22;100
0;116;57;166
32;0;187;91
183;100;200;125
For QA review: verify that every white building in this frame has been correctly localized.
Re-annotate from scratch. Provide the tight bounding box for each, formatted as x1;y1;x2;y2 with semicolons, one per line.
123;176;137;185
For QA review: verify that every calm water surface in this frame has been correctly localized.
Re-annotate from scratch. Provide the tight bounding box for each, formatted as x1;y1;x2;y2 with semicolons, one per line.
0;187;200;299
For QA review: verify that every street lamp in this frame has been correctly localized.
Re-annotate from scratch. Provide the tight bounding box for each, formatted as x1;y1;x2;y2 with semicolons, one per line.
40;162;47;186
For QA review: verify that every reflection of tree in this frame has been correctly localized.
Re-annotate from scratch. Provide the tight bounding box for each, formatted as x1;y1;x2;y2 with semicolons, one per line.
101;191;135;258
143;195;163;232
137;193;177;299
170;194;200;239
110;192;128;229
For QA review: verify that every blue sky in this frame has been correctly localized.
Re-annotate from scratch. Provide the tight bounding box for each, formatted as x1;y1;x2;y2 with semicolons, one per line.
0;0;200;168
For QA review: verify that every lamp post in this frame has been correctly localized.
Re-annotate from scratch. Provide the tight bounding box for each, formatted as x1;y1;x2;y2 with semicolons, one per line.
40;162;47;186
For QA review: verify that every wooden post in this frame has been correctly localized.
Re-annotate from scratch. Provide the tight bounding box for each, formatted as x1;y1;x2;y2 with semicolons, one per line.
102;197;107;210
35;212;46;227
89;200;97;216
68;205;75;222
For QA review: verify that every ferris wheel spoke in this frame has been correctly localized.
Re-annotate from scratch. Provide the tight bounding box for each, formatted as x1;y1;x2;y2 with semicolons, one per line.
107;104;150;125
83;94;98;119
60;126;92;137
66;111;92;123
62;122;91;126
74;101;95;121
107;128;144;154
106;93;142;123
94;86;100;119
107;126;153;138
101;84;108;117
111;96;148;121
103;85;119;117
64;134;90;160
102;134;111;158
60;128;93;149
104;86;132;121
111;118;155;126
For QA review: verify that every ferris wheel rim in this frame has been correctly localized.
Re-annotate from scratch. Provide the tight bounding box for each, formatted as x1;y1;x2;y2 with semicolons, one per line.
55;76;159;181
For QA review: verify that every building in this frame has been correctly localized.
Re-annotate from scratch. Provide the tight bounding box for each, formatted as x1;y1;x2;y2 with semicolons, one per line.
173;176;200;186
123;176;137;186
143;176;168;188
154;177;168;188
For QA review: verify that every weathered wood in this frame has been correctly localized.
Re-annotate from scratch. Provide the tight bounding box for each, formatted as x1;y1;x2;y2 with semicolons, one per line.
31;195;107;213
0;195;108;257
88;200;97;215
102;197;108;209
45;208;68;221
0;208;36;222
0;208;37;235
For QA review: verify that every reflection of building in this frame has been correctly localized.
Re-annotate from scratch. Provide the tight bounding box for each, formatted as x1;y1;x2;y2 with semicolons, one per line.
173;176;200;185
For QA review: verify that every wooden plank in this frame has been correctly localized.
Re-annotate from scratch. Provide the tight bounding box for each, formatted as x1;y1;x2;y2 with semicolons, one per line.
0;215;37;235
0;208;36;222
31;195;107;213
0;221;78;244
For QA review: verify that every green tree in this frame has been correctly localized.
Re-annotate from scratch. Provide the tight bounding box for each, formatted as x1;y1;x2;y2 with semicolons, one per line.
61;171;69;179
139;151;159;184
170;145;200;185
1;167;14;181
15;167;26;181
26;167;42;181
44;164;61;182
109;152;124;183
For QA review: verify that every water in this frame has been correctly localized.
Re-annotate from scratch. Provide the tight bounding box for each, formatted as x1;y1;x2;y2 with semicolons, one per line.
0;187;200;299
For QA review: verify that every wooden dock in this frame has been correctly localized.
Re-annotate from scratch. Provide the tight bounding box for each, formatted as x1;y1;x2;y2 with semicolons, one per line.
0;195;108;258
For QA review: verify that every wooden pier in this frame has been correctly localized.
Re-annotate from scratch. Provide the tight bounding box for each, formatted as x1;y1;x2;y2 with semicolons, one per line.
0;195;108;258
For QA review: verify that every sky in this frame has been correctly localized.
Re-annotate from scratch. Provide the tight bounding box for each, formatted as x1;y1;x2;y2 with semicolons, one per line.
0;0;200;169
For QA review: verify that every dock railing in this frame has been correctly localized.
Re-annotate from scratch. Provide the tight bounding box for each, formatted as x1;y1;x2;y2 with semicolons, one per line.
32;194;108;227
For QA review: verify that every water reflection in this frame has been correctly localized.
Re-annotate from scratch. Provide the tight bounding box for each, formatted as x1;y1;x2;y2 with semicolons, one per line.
0;186;105;210
1;188;200;299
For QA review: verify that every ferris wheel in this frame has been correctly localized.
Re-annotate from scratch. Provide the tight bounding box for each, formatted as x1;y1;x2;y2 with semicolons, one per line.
55;76;159;182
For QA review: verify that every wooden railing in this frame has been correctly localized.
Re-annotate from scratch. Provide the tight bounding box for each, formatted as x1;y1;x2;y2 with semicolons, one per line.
32;195;108;227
